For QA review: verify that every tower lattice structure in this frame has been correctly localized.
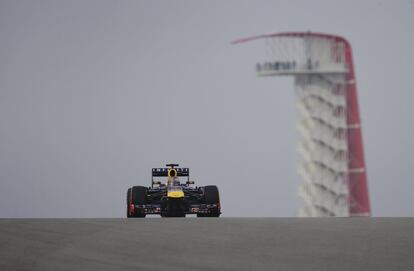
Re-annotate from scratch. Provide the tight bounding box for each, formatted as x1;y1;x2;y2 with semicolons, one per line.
234;32;370;217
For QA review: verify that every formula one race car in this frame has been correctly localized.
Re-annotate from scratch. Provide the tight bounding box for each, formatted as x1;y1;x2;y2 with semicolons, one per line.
126;164;221;218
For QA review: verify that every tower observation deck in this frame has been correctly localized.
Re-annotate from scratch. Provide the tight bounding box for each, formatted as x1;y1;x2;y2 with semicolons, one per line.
233;32;370;217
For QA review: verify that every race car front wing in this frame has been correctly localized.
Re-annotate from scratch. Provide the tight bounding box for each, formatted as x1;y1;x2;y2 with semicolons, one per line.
132;204;220;215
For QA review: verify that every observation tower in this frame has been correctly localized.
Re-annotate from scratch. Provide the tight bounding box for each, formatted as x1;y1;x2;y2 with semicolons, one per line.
233;32;370;217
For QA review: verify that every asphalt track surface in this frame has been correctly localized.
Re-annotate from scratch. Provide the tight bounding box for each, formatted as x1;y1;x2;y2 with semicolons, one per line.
1;218;413;271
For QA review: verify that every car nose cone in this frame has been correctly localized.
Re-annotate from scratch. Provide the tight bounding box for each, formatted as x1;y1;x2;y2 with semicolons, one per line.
167;190;184;198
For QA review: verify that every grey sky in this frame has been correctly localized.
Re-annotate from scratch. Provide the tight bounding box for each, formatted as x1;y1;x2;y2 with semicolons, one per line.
1;0;413;217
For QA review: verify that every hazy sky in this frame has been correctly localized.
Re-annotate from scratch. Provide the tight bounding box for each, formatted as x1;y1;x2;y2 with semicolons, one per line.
1;0;414;217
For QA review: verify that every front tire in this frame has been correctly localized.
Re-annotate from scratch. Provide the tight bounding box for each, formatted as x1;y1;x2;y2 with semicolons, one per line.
126;188;132;218
203;185;221;217
127;186;147;218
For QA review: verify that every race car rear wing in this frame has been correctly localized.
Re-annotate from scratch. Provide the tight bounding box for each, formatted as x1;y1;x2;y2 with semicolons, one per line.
152;168;189;177
151;165;191;187
151;168;194;186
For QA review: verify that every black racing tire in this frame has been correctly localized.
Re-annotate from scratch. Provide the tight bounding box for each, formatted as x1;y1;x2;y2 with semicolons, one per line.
126;188;132;218
131;186;147;204
203;185;221;217
204;185;220;204
130;186;147;218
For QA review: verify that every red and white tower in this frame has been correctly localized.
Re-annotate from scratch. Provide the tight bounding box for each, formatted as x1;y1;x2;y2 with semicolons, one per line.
234;32;370;217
